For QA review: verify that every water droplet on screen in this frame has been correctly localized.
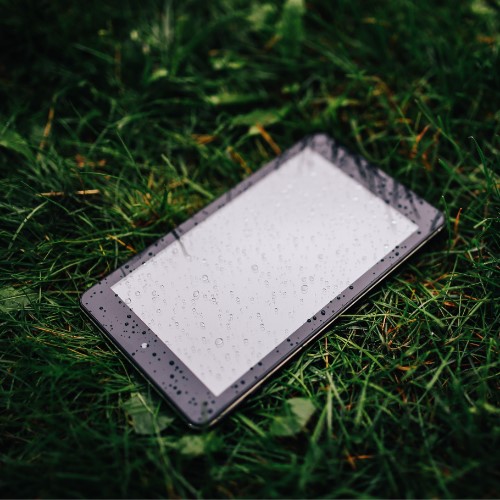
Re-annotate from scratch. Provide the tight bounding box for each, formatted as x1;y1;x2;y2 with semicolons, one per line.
243;338;248;344
202;274;208;282
125;298;131;304
200;322;205;328
215;338;224;347
193;290;199;298
309;276;314;282
251;264;258;272
156;308;161;313
141;343;148;349
135;291;140;296
391;220;397;225
301;284;308;293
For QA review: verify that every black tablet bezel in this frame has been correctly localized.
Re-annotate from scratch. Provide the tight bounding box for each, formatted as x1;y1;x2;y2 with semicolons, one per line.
80;134;444;427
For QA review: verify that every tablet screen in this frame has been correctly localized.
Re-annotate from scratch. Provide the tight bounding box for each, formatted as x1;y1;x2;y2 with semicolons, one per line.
111;148;417;396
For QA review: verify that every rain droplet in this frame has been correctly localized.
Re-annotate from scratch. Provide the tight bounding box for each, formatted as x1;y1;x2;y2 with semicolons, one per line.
141;343;148;349
125;298;131;304
193;290;200;298
135;291;141;296
200;322;205;328
301;284;308;293
215;338;224;347
202;274;208;282
251;264;258;272
391;220;397;225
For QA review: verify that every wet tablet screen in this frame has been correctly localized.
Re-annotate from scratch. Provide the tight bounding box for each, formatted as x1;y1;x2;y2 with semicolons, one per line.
111;148;417;396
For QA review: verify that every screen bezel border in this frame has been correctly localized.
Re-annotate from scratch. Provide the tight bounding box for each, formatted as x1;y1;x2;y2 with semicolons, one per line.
80;134;445;427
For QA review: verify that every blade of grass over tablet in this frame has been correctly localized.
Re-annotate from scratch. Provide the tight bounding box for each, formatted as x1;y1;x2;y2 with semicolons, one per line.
1;0;499;498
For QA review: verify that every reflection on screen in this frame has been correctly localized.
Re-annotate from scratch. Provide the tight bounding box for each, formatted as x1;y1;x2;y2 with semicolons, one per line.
112;148;417;395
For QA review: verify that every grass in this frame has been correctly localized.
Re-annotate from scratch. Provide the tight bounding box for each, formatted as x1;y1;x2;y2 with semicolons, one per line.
0;0;499;497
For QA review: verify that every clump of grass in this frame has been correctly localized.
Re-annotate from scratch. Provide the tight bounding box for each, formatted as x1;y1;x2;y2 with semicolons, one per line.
1;0;499;498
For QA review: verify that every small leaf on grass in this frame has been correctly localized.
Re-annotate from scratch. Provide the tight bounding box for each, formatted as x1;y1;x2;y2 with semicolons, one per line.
206;91;268;106
0;287;37;313
277;0;306;59
210;51;246;71
0;129;33;160
248;3;277;32
122;392;173;435
176;433;214;457
232;106;290;133
270;397;316;437
147;67;169;84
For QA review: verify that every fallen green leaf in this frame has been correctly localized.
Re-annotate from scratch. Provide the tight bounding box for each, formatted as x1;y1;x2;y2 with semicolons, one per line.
0;286;37;313
277;0;305;58
232;106;290;132
122;392;173;435
206;91;268;106
0;129;33;160
248;3;277;31
176;434;213;457
270;397;316;437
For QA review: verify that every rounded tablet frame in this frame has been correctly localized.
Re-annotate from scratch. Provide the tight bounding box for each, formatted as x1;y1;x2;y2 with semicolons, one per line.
81;134;444;427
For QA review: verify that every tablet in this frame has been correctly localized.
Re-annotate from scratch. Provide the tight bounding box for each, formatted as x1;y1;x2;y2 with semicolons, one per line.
81;134;444;427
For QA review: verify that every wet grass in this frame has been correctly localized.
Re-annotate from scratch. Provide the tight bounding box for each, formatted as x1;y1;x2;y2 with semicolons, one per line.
1;0;499;497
